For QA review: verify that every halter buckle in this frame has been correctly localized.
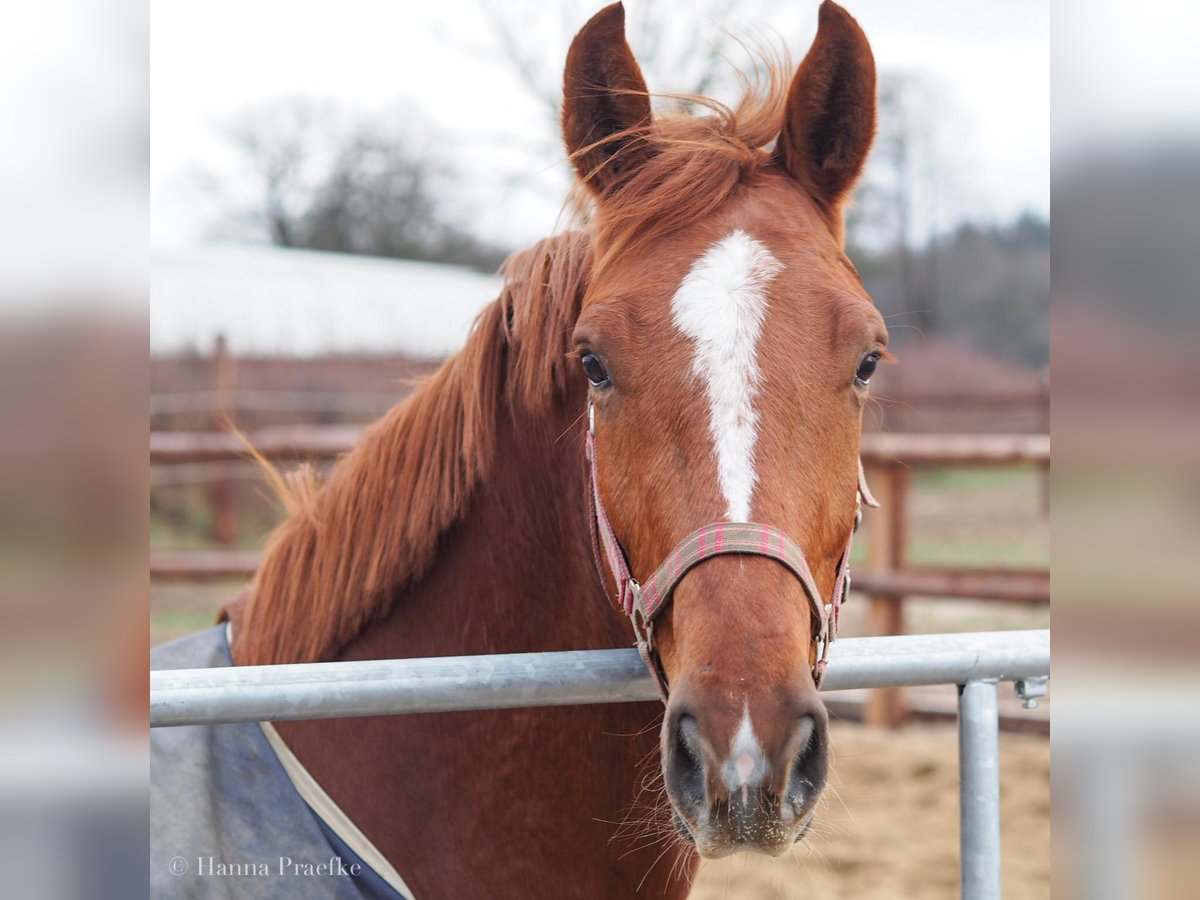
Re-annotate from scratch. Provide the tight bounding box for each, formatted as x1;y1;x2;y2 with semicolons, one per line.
629;581;654;648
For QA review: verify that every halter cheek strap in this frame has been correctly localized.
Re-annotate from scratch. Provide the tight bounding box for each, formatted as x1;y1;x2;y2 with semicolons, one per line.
585;405;877;700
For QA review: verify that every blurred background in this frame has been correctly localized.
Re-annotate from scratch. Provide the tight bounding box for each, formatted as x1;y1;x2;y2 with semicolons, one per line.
1;1;146;899
1054;0;1200;896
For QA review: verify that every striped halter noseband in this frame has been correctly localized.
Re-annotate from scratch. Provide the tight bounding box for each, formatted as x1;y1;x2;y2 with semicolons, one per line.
585;403;878;700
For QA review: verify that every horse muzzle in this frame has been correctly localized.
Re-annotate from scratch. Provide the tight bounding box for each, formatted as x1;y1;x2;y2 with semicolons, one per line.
661;694;829;857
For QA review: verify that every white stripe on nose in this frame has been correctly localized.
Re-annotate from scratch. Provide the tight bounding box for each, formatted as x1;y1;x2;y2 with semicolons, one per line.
723;703;768;803
670;230;782;523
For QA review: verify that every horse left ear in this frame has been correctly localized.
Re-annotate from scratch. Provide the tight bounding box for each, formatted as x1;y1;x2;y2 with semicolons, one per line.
774;1;876;216
562;3;656;197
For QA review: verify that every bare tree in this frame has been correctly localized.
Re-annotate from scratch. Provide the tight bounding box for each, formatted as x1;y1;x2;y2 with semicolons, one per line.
216;98;344;248
436;0;785;213
842;74;1048;365
470;0;768;127
204;97;504;270
848;72;954;332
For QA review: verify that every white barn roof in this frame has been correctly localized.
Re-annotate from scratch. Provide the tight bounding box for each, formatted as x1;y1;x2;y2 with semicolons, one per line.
151;244;503;358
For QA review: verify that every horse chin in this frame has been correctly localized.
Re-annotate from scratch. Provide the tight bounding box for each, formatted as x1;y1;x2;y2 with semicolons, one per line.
670;805;814;859
671;808;695;845
691;837;794;860
794;811;815;842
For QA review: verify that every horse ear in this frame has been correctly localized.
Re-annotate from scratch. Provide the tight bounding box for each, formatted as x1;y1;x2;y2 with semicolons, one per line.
562;2;655;197
774;1;876;215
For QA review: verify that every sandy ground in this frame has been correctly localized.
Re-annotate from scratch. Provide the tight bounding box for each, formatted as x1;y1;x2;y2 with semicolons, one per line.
688;722;1050;900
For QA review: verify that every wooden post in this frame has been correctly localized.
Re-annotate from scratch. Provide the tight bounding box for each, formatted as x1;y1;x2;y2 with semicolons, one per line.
1038;367;1050;516
209;334;238;547
864;463;910;728
888;364;902;433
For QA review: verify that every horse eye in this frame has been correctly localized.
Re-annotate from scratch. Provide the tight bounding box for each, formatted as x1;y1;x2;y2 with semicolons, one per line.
580;352;611;388
855;352;880;386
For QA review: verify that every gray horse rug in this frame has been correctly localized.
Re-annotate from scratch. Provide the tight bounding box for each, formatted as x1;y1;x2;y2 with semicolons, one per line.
150;626;415;900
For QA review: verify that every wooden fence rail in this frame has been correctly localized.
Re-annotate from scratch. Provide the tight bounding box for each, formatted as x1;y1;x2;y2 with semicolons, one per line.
150;426;1049;466
148;550;1049;603
150;385;1049;417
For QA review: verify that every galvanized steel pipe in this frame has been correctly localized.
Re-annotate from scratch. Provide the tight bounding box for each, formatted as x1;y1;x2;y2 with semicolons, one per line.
151;629;1048;728
958;679;1002;900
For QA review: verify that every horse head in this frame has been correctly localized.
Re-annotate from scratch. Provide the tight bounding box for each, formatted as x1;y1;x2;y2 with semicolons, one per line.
563;1;887;858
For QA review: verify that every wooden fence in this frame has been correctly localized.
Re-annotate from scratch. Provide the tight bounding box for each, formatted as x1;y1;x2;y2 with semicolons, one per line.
149;426;1048;466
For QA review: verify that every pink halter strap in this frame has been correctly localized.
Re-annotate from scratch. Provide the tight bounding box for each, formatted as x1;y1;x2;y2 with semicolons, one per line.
584;407;877;700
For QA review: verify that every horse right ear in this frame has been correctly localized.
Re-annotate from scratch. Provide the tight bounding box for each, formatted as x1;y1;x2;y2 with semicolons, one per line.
561;3;656;197
774;2;876;216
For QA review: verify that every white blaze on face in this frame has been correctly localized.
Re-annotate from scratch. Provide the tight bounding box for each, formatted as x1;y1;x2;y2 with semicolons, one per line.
724;703;767;805
670;230;782;522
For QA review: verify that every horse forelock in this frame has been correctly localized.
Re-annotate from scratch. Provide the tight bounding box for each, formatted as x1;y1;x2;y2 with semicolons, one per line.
573;51;796;276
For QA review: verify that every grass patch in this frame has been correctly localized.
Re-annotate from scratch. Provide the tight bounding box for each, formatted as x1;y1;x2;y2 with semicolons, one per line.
908;537;1048;569
914;466;1041;494
151;610;220;633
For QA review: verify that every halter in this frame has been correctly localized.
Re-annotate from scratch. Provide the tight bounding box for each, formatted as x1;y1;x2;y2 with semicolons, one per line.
585;403;878;700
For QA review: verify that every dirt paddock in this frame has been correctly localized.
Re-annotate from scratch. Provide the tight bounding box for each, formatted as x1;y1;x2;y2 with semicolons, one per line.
688;721;1050;899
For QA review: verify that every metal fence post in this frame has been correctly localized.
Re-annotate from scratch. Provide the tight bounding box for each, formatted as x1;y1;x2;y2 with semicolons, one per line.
209;333;238;546
958;679;1001;900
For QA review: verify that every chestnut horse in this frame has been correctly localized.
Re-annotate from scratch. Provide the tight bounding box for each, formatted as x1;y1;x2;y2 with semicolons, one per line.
224;2;885;895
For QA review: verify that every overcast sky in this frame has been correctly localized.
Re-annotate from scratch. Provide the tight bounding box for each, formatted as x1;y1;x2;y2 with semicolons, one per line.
152;0;1052;252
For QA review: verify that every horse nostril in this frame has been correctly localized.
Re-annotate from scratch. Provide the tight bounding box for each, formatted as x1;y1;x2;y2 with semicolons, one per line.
666;714;707;815
785;713;828;811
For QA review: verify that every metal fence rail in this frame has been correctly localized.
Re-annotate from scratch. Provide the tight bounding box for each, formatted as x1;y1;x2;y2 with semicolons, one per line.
150;629;1049;900
151;629;1048;726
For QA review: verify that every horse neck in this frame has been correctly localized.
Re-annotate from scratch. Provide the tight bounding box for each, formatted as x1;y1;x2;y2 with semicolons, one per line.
337;387;628;662
273;377;695;898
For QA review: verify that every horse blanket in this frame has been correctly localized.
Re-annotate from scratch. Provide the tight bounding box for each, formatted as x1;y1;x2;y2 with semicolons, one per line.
150;626;415;899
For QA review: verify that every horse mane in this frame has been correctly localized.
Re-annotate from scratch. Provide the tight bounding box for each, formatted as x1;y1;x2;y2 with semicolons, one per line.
233;61;792;666
234;231;592;665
